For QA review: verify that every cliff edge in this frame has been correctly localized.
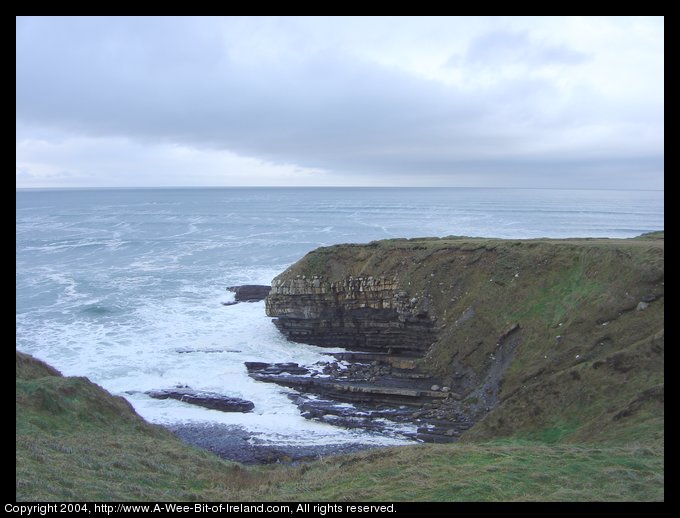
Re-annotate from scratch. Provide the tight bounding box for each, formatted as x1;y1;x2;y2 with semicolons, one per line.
266;233;664;444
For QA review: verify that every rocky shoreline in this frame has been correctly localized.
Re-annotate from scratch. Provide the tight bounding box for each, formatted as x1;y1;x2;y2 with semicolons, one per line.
213;282;518;448
167;423;395;465
245;357;470;442
140;274;531;462
259;271;524;444
218;285;482;443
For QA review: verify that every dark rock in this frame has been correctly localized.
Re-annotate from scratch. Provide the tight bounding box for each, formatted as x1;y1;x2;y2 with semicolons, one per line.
247;360;448;406
243;361;270;371
147;389;254;413
455;306;475;326
612;384;664;421
227;285;271;303
167;422;393;465
244;362;274;372
266;276;436;354
244;353;458;442
244;362;310;375
175;347;241;354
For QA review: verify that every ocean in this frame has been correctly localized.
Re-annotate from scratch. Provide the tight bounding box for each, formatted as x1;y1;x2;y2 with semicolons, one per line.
16;187;664;448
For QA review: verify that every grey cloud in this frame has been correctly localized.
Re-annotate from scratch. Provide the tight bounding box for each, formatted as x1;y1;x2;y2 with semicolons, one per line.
16;20;501;163
455;29;589;68
16;17;662;188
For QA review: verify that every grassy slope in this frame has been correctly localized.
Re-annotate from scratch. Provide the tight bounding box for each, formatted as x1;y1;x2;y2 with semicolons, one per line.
264;443;663;502
15;352;282;501
17;234;664;501
288;234;664;445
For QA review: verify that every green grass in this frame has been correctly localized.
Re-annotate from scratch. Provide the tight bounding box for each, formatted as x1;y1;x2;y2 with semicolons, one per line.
520;421;582;444
264;443;663;501
509;261;602;325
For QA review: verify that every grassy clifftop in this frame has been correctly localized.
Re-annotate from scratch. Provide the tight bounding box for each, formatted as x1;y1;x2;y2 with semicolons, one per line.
282;234;664;445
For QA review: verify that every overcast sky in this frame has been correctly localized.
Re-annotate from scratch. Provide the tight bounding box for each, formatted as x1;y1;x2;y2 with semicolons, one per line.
16;16;664;189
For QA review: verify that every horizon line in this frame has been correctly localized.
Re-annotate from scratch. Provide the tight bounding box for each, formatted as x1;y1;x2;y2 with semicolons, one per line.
15;185;665;192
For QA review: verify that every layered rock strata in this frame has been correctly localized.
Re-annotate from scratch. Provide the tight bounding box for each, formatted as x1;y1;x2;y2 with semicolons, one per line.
266;276;436;355
245;359;470;442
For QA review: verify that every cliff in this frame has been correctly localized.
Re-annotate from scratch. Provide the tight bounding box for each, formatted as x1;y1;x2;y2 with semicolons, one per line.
265;233;664;443
266;275;436;354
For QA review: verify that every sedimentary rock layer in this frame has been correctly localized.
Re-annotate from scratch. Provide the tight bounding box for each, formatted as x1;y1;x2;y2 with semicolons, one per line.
266;275;436;354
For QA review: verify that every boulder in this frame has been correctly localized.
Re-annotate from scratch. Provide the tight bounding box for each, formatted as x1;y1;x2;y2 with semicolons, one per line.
244;362;310;375
147;388;254;413
226;285;271;303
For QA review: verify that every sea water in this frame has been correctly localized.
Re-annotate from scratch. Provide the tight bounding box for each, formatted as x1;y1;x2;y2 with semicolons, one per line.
16;187;663;446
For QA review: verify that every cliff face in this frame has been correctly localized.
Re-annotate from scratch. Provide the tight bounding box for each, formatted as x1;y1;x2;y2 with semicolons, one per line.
265;234;664;444
266;275;436;354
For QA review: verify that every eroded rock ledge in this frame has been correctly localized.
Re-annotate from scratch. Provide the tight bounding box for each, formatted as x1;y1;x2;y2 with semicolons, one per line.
146;388;254;413
266;275;436;355
225;285;271;304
